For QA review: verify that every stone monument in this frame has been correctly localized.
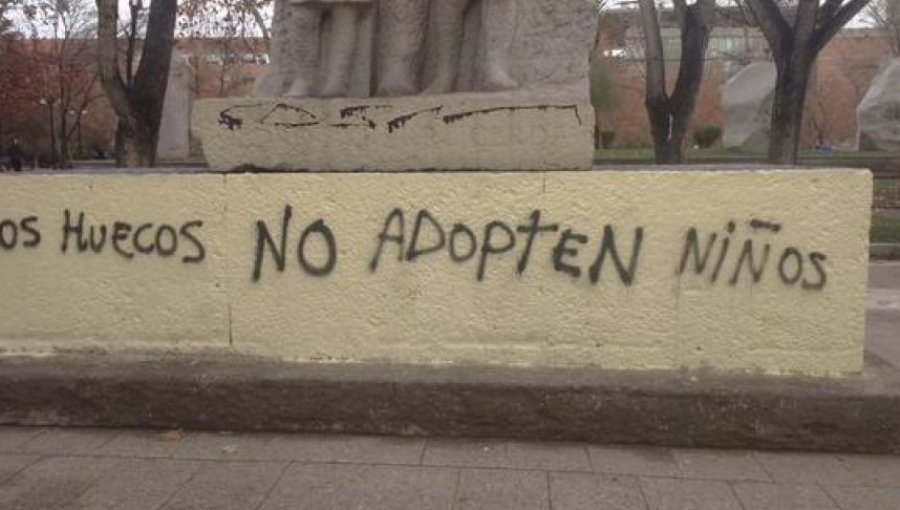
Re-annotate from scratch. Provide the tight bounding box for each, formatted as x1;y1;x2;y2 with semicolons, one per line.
722;62;776;153
158;51;194;160
857;58;900;152
194;0;599;170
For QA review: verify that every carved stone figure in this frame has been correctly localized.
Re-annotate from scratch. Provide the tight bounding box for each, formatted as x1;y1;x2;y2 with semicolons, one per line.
372;0;429;97
255;0;373;98
257;0;597;99
205;0;599;171
422;0;518;94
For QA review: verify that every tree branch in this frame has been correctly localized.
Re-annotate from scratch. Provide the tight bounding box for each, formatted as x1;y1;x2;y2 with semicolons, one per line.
793;0;820;50
743;0;791;58
638;0;667;103
670;0;714;113
95;0;131;123
811;0;872;54
133;0;177;109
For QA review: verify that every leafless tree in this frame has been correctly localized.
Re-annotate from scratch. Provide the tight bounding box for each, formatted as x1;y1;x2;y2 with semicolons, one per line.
742;0;872;163
638;0;716;163
96;0;177;167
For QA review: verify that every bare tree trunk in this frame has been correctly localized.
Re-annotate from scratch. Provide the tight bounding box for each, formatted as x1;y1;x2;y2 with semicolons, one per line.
768;57;812;163
639;0;713;164
744;0;871;164
96;0;177;167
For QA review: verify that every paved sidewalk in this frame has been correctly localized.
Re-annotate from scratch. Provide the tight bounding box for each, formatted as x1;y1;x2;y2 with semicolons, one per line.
0;263;896;509
1;426;899;510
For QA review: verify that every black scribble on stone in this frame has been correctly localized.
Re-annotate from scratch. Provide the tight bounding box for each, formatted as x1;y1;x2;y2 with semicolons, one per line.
259;103;319;128
442;104;582;126
331;121;377;130
387;106;444;133
218;111;243;131
749;219;783;232
340;105;391;119
218;103;268;130
271;121;321;128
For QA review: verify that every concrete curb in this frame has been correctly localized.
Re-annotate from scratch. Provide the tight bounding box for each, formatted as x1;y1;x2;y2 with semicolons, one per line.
872;243;900;260
1;353;899;454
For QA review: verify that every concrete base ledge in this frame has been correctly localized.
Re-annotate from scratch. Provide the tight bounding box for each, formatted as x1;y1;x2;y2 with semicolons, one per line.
872;243;900;260
2;353;899;454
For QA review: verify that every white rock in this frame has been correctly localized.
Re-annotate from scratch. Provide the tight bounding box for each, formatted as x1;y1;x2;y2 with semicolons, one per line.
722;62;777;152
857;58;900;152
157;52;194;160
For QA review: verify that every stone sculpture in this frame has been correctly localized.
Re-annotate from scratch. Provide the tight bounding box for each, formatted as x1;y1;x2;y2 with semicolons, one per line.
196;0;599;170
255;0;374;98
257;0;596;98
722;62;776;152
857;58;900;152
422;0;518;94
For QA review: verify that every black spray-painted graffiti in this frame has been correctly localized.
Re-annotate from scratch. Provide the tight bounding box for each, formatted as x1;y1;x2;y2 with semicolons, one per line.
677;220;827;290
252;205;337;281
218;103;583;134
0;211;206;264
1;208;830;292
250;206;829;291
366;209;642;284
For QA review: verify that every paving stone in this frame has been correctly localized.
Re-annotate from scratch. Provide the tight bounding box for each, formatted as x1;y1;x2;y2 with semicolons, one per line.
732;482;839;510
67;458;200;510
837;454;900;486
160;461;287;510
16;427;119;455
0;456;116;510
549;472;647;510
258;463;458;510
0;427;44;452
96;430;192;458
824;485;900;510
424;439;591;471
672;449;770;481
456;469;549;510
754;452;863;485
0;454;40;484
639;478;743;510
173;431;272;460
588;446;680;477
255;433;426;464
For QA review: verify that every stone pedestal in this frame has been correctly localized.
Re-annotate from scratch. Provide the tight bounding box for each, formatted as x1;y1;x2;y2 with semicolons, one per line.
194;92;593;170
0;168;873;377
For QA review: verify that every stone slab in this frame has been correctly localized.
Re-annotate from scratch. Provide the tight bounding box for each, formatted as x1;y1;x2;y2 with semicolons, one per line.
193;94;593;171
0;174;229;353
224;169;871;376
0;353;899;453
0;168;873;377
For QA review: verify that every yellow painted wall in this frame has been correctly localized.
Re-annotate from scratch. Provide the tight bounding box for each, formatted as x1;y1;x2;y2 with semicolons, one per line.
0;169;872;377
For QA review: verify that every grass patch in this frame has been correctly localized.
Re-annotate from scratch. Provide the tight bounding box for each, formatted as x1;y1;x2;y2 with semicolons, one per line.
872;210;900;244
594;148;900;173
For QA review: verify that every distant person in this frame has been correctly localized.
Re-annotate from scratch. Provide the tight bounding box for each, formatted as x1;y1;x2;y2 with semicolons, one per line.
7;139;24;172
815;135;834;153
